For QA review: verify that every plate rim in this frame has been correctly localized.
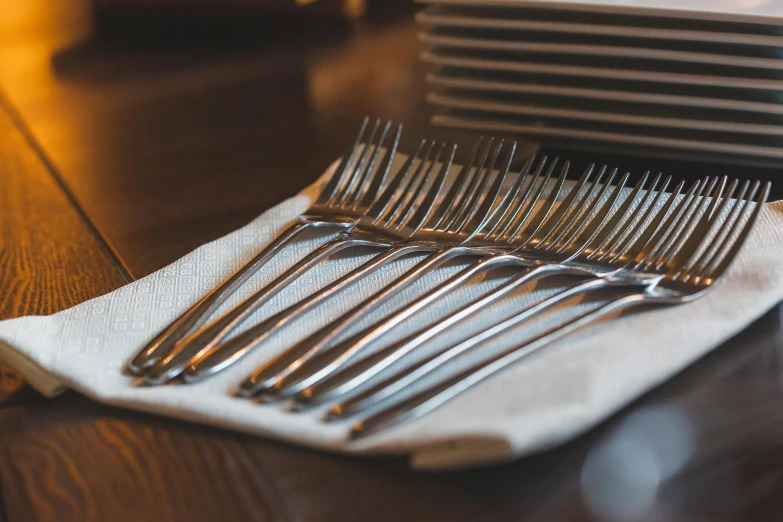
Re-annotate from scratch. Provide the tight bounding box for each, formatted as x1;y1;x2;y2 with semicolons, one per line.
416;7;783;47
417;0;783;27
422;49;783;91
433;111;783;159
420;31;783;71
427;71;783;114
427;91;783;136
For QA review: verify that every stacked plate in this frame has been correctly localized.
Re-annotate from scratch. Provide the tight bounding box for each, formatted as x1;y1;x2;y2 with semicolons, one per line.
417;0;783;166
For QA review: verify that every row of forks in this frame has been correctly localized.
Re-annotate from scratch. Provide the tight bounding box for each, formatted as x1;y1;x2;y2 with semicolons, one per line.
126;117;769;440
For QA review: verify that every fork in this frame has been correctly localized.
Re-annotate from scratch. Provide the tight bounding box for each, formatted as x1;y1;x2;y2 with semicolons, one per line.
171;139;523;386
226;150;572;398
314;174;692;415
244;160;630;401
343;178;768;439
287;170;672;409
127;117;400;375
141;136;457;384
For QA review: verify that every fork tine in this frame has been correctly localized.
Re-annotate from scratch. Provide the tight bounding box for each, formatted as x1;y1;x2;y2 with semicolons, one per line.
329;125;378;207
480;155;536;239
460;142;518;237
696;181;768;285
452;140;508;234
520;161;589;247
509;160;568;245
657;176;730;273
557;170;631;256
390;142;445;227
427;138;485;231
353;123;402;211
651;177;722;271
369;139;425;224
680;179;745;282
318;116;369;205
634;178;703;270
647;177;721;271
585;172;650;260
341;120;391;208
334;119;382;206
389;143;448;230
553;169;624;254
377;140;437;226
706;178;736;222
484;155;540;238
538;165;608;250
440;138;495;231
651;177;711;256
388;141;441;225
609;176;678;264
493;156;550;240
464;143;519;241
399;144;458;233
592;172;661;261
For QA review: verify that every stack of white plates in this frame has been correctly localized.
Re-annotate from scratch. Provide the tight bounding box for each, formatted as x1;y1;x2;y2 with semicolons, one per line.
417;0;783;166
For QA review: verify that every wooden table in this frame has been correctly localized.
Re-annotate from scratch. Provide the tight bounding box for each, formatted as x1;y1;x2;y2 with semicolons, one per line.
2;2;783;520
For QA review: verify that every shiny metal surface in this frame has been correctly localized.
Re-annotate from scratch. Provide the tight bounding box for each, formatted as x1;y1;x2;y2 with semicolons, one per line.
141;132;454;384
192;138;520;389
347;179;770;438
126;117;400;375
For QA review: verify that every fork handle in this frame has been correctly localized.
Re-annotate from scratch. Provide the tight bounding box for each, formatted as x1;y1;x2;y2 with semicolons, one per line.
142;235;366;384
126;219;326;375
288;254;537;406
351;290;649;439
295;262;571;408
333;277;613;419
244;246;484;399
182;243;424;385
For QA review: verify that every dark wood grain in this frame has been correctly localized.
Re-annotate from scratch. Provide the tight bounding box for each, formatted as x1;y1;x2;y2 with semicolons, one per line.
2;1;783;521
0;99;127;404
0;102;127;318
0;397;294;522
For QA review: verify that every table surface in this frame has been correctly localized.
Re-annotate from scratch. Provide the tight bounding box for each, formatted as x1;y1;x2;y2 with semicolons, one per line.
2;2;783;521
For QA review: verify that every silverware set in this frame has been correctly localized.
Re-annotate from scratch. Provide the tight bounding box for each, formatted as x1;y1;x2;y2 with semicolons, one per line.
126;117;769;438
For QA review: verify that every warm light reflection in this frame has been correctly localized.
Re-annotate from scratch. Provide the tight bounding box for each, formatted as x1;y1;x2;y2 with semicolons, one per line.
0;0;92;115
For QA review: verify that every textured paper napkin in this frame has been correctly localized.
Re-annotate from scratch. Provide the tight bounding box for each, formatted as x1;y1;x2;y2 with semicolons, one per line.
1;162;783;470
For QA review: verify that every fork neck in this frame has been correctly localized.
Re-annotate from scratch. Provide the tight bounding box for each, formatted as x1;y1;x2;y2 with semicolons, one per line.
305;200;369;221
298;212;358;227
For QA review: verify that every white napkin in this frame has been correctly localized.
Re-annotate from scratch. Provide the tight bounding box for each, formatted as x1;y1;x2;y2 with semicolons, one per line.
2;161;783;471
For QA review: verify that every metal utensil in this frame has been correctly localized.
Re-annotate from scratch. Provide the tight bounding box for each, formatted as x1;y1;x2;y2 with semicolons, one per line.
346;178;768;439
142;136;457;384
127;117;399;375
249;160;629;402
178;138;520;386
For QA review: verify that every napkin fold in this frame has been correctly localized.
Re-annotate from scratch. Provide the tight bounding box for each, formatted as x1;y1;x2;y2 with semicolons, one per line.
2;161;783;470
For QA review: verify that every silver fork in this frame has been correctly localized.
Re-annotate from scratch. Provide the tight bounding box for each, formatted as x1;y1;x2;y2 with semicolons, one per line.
343;178;768;439
229;151;570;398
127;117;400;375
141;136;457;384
287;169;671;409
175;139;523;386
245;160;628;402
311;173;688;415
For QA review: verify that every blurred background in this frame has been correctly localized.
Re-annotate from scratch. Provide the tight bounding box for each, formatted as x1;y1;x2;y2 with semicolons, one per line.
0;0;447;278
1;0;779;279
